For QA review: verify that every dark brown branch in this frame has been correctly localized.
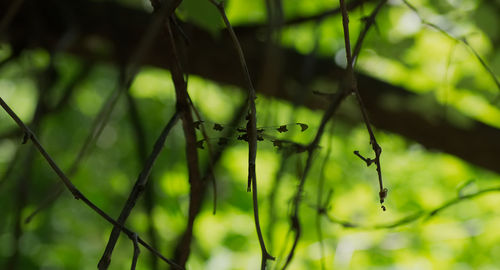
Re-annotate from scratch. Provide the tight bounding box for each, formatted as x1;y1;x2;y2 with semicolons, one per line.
6;90;43;270
209;1;275;268
209;0;258;193
158;3;204;267
97;111;181;269
188;96;218;214
25;69;124;223
0;97;183;270
340;0;387;209
352;0;386;66
131;233;140;270
283;85;348;270
126;90;160;270
4;0;500;175
26;0;179;230
283;1;387;267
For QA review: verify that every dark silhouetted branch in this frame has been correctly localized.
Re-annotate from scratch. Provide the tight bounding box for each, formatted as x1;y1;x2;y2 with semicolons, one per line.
3;0;500;175
98;110;180;269
209;1;275;268
0;96;183;270
340;0;387;210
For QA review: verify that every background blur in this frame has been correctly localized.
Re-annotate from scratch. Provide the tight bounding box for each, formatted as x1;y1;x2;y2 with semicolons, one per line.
1;0;500;269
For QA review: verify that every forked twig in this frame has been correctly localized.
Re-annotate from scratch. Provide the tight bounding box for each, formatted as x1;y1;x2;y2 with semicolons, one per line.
131;233;140;270
339;0;387;209
97;111;180;269
282;1;387;268
0;97;183;270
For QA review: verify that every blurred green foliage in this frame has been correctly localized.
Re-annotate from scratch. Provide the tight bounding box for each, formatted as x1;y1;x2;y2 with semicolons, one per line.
1;0;500;269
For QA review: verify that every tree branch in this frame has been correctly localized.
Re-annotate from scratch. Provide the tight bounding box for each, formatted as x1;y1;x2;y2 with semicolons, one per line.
3;0;500;174
97;110;180;269
340;0;387;209
0;96;183;270
209;1;275;268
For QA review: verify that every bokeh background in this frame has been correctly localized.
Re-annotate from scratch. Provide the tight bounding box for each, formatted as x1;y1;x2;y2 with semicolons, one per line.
1;0;500;269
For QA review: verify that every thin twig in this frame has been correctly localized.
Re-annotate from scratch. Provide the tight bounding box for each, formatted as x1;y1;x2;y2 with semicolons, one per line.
340;0;387;209
315;124;335;270
282;90;347;270
352;0;387;66
188;96;218;215
131;233;140;270
125;90;160;270
402;0;500;95
0;97;183;270
323;185;500;229
282;1;387;267
209;1;275;268
97;111;180;269
208;0;258;192
26;0;176;225
24;67;123;223
9;63;54;268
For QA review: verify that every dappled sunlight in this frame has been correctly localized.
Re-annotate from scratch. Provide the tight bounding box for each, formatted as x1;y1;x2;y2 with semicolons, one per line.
1;0;500;269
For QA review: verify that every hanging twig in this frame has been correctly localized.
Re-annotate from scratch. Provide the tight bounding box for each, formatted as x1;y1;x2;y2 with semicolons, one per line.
282;1;388;268
339;0;387;210
208;1;275;268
